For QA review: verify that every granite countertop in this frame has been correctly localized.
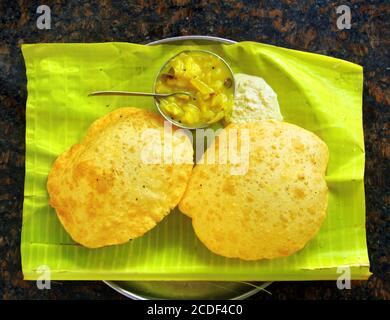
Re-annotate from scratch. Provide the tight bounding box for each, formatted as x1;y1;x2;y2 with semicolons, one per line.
0;0;389;299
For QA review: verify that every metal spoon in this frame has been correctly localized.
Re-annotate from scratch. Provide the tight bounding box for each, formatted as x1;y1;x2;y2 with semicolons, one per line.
88;91;194;99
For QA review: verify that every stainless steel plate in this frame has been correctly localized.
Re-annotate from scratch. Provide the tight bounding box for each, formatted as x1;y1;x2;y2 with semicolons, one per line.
104;35;271;300
104;280;271;300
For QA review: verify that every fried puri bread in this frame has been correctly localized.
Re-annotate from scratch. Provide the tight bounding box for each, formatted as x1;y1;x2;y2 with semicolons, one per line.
179;120;329;260
47;107;193;248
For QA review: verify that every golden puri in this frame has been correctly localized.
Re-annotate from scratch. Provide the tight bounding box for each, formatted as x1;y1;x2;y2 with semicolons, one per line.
47;107;193;248
179;120;329;260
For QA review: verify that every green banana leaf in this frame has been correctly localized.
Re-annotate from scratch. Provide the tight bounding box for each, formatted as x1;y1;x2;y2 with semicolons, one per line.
21;41;370;280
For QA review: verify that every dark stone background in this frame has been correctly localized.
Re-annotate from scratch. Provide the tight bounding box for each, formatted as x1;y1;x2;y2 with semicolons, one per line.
0;0;389;299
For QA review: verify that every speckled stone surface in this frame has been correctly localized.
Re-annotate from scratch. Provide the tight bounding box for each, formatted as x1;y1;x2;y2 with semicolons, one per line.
0;0;389;300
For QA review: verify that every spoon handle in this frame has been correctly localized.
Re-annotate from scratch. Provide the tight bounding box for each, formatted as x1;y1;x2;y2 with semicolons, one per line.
88;91;166;97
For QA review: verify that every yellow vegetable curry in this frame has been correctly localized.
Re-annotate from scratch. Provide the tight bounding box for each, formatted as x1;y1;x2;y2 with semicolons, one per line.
155;51;234;128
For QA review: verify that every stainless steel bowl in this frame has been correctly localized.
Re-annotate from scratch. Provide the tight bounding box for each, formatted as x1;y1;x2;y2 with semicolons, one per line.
153;49;235;130
104;35;272;300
